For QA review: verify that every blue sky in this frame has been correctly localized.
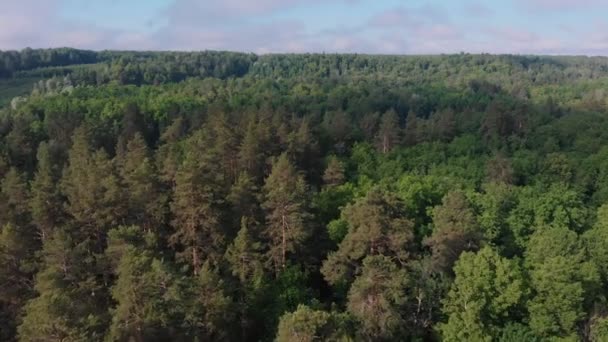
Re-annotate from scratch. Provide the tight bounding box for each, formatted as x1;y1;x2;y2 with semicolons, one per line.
1;0;608;54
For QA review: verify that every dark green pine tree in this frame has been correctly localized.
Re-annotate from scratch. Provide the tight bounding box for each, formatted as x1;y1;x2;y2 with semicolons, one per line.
375;109;401;154
275;305;353;342
117;133;167;233
18;229;109;341
424;191;483;273
0;223;38;341
0;167;38;340
30;142;64;241
208;113;241;184
156;117;187;186
322;155;346;188
287;118;321;181
183;261;234;341
262;153;311;273
321;189;415;286
238;119;267;181
227;173;262;230
106;226;184;342
404;111;420;146
61;126;127;246
170;130;226;273
347;255;408;340
0;167;31;229
225;218;266;341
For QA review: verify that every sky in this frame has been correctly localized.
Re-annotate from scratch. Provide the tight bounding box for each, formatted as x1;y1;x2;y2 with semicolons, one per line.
1;0;608;55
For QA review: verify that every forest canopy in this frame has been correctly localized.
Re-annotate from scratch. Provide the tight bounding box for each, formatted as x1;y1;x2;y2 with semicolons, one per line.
2;48;608;341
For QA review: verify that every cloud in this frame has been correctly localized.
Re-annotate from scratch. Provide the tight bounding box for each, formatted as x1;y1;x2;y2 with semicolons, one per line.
519;0;608;11
1;0;608;55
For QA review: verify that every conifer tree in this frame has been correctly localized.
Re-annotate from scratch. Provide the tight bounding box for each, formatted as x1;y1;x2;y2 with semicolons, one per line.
404;111;419;146
424;191;482;273
322;189;415;286
18;230;109;341
30;142;64;241
238;119;267;181
183;261;234;340
227;173;262;230
118;133;167;233
322;155;345;188
0;167;31;229
170;130;226;272
208;113;241;183
225;218;264;284
62;127;126;245
0;223;37;341
262;153;311;272
276;305;352;342
347;255;408;340
375;109;401;154
107;226;183;342
156;117;186;186
225;218;266;340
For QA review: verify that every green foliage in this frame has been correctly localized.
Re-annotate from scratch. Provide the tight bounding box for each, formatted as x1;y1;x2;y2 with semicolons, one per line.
106;226;184;341
525;227;601;339
4;50;608;341
262;153;311;272
439;247;527;341
18;230;109;341
276;305;353;342
321;189;414;286
347;255;408;340
425;191;482;273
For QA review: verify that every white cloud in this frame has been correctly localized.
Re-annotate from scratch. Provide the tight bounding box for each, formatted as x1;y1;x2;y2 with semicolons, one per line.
1;0;608;55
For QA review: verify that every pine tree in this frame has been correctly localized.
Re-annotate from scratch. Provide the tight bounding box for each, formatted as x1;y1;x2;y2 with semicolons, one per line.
106;226;183;342
227;173;262;231
262;153;311;272
276;305;352;342
322;155;345;188
117;133;167;233
424;191;482;273
0;223;37;341
208;113;241;183
238;119;267;181
347;255;408;340
322;189;415;286
404;111;419;146
225;218;264;284
0;167;38;339
225;218;266;341
0;167;31;229
30;142;64;241
359;111;380;141
183;261;234;340
18;229;109;341
287;118;320;180
156;117;186;186
170;130;226;273
61;127;126;246
375;109;401;154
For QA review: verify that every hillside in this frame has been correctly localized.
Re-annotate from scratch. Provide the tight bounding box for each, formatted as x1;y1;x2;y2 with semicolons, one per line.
2;48;608;341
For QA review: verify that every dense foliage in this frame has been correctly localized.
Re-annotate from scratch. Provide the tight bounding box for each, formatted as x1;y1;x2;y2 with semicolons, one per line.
2;48;608;341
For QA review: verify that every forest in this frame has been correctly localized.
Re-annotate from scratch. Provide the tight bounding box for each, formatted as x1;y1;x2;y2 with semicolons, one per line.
2;48;608;341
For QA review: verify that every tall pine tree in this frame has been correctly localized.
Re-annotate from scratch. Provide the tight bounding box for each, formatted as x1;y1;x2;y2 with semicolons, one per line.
262;153;311;273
